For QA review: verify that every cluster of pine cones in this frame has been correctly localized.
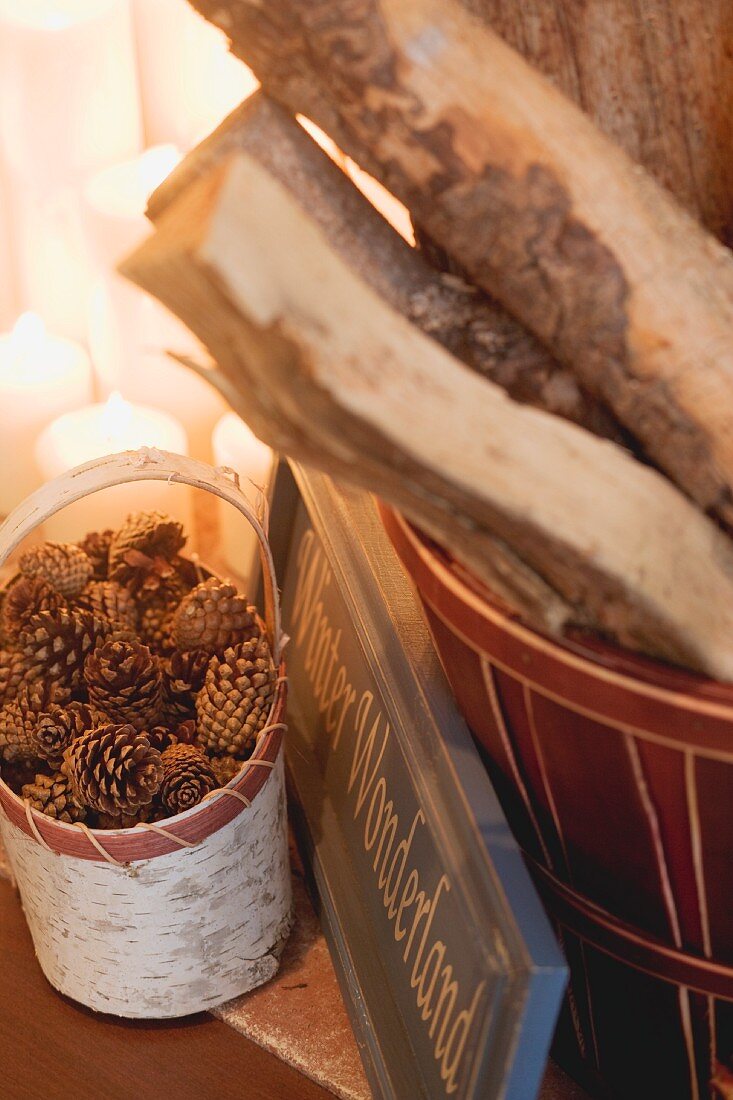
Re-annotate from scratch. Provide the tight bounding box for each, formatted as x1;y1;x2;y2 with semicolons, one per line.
0;512;277;829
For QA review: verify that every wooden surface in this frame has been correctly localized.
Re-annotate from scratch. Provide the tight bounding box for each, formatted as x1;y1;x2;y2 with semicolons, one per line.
0;874;331;1100
127;150;733;679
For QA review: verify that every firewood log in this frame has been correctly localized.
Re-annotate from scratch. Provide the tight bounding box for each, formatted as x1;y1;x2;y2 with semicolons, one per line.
124;153;733;679
191;0;733;528
150;94;625;442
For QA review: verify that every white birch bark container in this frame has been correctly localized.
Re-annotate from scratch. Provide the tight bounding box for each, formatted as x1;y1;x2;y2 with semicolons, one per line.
0;449;292;1018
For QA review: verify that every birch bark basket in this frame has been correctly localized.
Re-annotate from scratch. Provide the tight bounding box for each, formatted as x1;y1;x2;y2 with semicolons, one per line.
0;449;292;1019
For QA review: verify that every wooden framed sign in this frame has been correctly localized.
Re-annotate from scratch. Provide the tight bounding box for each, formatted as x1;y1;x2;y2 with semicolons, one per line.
272;464;566;1100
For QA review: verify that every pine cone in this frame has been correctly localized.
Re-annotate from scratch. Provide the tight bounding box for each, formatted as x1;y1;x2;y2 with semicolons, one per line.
32;701;96;769
0;680;70;763
96;804;155;830
84;639;163;731
1;757;42;794
171;578;259;654
0;648;24;706
210;755;242;788
63;724;163;815
137;574;189;654
2;575;65;641
19;542;92;599
22;772;86;823
162;649;210;723
77;579;138;631
196;635;275;758
19;607;106;690
159;743;216;815
78;529;113;580
108;512;186;596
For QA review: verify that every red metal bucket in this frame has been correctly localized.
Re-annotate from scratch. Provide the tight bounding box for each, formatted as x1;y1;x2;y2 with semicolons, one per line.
381;504;733;1100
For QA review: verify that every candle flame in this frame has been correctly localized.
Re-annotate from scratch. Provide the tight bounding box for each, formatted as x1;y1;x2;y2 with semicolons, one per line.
100;391;134;440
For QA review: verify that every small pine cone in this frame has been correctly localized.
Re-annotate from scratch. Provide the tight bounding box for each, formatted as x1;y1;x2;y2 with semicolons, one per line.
19;607;106;690
78;529;113;580
19;542;92;599
77;579;138;632
85;639;163;731
109;512;186;596
196;635;275;758
159;743;216;816
147;726;177;753
0;648;24;706
2;575;66;641
63;724;163;816
32;701;96;769
96;804;154;830
0;680;70;763
162;649;210;723
22;772;86;823
1;757;43;794
175;718;197;744
171;578;259;655
210;755;242;788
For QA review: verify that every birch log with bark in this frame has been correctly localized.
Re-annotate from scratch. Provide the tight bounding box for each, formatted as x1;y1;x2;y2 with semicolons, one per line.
150;94;625;442
123;153;733;678
191;0;733;527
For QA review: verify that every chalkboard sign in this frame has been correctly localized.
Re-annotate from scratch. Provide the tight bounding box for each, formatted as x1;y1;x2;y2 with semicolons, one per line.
275;465;566;1100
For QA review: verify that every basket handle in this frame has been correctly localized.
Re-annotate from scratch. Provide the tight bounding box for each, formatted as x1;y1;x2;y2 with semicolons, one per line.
0;448;283;663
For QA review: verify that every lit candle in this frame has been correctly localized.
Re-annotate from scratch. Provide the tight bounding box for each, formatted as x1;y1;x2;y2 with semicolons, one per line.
0;312;93;514
35;393;192;540
132;0;258;150
212;413;274;591
0;0;143;337
84;145;226;460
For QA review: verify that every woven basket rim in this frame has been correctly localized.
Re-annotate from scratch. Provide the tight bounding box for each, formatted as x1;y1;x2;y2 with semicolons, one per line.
0;449;287;862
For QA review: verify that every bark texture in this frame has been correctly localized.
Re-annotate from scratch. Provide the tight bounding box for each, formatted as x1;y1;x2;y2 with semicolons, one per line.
191;0;733;527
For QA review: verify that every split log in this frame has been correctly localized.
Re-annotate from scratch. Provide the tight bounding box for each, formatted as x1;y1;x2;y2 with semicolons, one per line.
194;0;733;243
124;152;733;678
150;94;625;442
192;0;733;527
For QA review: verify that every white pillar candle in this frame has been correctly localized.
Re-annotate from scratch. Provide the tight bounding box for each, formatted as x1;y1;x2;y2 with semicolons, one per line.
132;0;258;150
212;413;274;592
35;393;193;541
84;146;226;460
0;0;143;338
0;312;93;514
0;169;18;328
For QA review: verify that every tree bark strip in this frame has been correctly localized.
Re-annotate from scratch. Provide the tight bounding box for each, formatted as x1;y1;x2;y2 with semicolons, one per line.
123;153;733;678
191;0;733;527
150;94;625;441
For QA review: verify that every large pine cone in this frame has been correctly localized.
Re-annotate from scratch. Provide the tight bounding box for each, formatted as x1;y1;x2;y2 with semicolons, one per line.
159;743;216;815
77;579;138;631
63;724;163;815
22;772;86;823
84;639;163;731
2;575;65;641
19;607;107;689
162;649;210;723
0;648;25;706
32;701;96;768
19;542;92;599
196;635;275;758
78;529;113;580
170;578;259;654
108;512;186;596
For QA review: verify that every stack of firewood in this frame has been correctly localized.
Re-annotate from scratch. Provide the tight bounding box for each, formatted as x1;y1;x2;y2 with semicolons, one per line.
124;0;733;680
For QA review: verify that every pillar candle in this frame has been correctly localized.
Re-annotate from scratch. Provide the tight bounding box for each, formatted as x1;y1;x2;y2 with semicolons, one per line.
132;0;258;150
0;0;143;338
0;312;93;514
212;413;274;592
35;393;193;541
84;146;226;460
